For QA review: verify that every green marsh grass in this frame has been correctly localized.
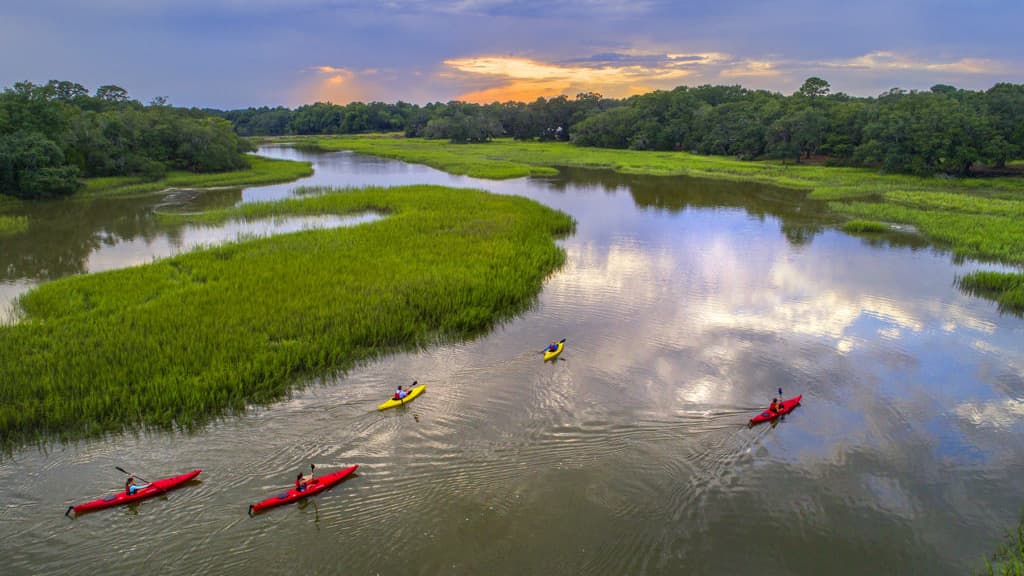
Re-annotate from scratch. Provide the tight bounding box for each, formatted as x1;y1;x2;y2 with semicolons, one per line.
982;509;1024;575
958;271;1024;315
0;215;28;237
81;156;313;198
0;185;574;448
841;220;890;234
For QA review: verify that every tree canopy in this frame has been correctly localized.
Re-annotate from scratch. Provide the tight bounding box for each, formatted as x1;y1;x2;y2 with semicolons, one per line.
1;80;251;199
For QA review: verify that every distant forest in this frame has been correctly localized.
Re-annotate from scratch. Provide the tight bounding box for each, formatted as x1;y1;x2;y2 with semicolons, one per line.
0;81;251;199
210;78;1024;177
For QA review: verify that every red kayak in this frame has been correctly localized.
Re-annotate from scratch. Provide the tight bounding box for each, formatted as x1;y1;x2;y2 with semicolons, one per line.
66;469;201;516
749;395;802;425
249;465;358;515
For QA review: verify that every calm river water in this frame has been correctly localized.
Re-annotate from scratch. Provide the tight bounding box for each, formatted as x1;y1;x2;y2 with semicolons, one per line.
1;147;1023;575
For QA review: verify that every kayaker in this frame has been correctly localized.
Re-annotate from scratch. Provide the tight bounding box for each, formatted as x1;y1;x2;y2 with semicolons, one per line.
547;340;559;353
768;398;780;415
394;385;408;400
295;472;311;492
125;474;150;495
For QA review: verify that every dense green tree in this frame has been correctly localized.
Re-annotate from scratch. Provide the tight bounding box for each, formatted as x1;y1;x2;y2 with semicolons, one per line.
0;130;81;198
798;77;831;99
0;80;256;199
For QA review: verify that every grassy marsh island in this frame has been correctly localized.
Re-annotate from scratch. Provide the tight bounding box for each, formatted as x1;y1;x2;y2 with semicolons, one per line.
81;155;313;198
957;272;1024;316
308;136;1024;313
0;185;574;448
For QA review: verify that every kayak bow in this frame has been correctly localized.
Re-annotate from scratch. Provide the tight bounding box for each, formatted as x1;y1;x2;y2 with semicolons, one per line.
66;469;201;516
249;465;358;514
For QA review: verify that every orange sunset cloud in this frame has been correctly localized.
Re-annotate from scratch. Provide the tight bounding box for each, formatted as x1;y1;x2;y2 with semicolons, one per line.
443;55;694;103
290;66;377;105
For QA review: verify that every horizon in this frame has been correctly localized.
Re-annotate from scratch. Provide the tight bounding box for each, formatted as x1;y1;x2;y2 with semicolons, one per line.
2;1;1022;109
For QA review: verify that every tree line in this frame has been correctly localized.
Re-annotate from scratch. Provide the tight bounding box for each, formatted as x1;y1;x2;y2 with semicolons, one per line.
210;78;1024;177
1;81;252;199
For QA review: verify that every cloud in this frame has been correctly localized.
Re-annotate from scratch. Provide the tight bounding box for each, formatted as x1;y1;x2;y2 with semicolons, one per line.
291;66;374;105
820;51;1003;75
432;48;1021;105
442;54;708;102
720;59;782;78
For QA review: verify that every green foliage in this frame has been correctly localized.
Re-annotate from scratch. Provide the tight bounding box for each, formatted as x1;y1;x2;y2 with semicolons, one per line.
798;77;831;99
0;214;28;237
422;102;503;143
0;80;256;200
841;220;890;233
0;185;574;447
0;131;82;198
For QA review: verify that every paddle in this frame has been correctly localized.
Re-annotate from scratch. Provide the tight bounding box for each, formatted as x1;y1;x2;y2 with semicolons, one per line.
115;465;167;496
395;380;418;404
540;338;566;354
115;466;150;485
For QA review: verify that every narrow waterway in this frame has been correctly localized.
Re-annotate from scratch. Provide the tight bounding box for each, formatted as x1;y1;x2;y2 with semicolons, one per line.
1;146;1022;575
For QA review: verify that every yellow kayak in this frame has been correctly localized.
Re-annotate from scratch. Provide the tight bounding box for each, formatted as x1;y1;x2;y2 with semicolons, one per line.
377;384;426;411
543;339;565;362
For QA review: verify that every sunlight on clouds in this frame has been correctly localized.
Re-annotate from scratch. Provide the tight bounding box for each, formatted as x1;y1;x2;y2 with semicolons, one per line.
293;47;1013;106
444;55;692;102
822;51;1001;74
720;59;781;77
667;52;730;64
925;58;1000;74
291;65;375;105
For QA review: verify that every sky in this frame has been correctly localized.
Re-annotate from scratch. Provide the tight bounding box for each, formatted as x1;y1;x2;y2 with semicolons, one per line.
2;0;1022;109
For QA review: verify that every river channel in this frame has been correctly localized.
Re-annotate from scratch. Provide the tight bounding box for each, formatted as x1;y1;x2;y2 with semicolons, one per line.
1;146;1023;575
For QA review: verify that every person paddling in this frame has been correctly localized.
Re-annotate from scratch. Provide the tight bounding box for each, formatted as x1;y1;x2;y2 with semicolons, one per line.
768;398;780;415
546;340;559;353
125;474;150;496
393;381;417;400
295;464;316;492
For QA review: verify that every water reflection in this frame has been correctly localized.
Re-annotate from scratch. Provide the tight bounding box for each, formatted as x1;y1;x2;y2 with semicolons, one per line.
1;146;1023;575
